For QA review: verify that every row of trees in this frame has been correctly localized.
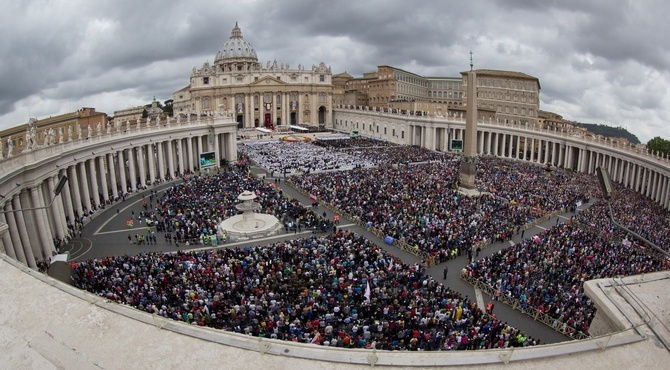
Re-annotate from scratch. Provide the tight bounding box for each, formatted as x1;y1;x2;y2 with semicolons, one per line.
647;136;670;157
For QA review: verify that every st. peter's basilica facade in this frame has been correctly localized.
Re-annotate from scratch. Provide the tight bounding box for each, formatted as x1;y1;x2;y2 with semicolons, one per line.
172;22;334;130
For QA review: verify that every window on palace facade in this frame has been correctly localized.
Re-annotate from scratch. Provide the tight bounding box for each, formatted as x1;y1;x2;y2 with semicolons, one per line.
401;131;404;139
305;77;309;82
222;78;227;84
319;75;324;82
236;96;243;103
203;98;210;110
320;94;325;103
203;77;209;84
254;96;259;104
237;77;243;83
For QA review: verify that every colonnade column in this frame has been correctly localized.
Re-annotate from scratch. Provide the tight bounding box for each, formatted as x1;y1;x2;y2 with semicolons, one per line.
1;207;18;261
147;144;156;183
157;143;165;180
137;146;146;187
98;156;109;204
13;194;37;269
68;165;83;217
551;142;557;165
506;134;514;158
228;132;237;162
88;159;99;209
177;139;184;175
129;148;137;192
543;140;550;164
107;153;118;199
4;201;27;266
186;138;194;173
118;150;128;194
167;140;175;177
30;186;53;259
662;176;669;208
78;162;92;213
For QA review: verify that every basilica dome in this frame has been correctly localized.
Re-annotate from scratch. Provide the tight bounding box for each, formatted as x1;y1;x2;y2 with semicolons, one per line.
214;22;258;63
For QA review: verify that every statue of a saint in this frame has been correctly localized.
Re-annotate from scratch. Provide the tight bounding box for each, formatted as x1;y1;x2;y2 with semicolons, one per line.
6;138;14;157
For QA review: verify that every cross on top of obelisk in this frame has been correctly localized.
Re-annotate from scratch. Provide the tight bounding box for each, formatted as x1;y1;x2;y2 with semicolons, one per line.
470;50;473;71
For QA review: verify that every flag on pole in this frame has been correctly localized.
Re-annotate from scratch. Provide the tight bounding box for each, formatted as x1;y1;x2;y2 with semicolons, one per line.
364;281;371;302
309;193;317;202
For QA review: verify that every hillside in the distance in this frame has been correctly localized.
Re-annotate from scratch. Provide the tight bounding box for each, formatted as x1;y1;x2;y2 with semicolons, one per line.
572;121;641;145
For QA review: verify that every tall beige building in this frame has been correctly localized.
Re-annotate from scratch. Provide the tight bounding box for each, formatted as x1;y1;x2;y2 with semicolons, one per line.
173;23;334;130
462;69;540;126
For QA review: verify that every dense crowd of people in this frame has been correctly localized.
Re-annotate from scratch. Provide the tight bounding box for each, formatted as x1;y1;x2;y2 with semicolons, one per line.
127;156;331;247
72;232;539;350
289;157;599;259
70;133;670;349
463;220;668;336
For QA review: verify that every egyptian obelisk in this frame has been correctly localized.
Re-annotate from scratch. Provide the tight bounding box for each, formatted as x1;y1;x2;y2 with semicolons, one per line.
459;53;479;194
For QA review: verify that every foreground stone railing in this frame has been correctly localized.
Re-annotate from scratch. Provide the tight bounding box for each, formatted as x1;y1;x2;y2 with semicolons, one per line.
0;253;649;367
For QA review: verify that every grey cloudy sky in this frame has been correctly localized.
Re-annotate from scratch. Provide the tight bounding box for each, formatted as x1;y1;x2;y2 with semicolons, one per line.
1;0;668;143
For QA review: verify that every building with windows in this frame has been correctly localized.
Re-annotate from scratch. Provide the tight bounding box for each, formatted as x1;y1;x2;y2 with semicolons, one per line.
172;23;334;130
0;108;108;157
462;69;540;126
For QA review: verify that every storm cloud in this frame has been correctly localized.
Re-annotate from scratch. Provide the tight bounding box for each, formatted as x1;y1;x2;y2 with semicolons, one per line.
1;0;668;142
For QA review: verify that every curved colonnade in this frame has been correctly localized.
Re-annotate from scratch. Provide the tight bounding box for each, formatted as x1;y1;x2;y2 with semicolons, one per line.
0;108;668;367
0;115;238;268
333;106;670;210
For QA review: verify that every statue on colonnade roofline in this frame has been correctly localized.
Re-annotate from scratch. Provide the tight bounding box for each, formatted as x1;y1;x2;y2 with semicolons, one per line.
6;138;14;157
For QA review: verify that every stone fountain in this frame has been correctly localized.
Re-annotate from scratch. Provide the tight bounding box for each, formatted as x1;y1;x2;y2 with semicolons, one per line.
217;190;282;242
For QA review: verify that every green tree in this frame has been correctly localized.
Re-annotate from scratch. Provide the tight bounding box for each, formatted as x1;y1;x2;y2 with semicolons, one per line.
647;136;670;157
164;99;174;116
